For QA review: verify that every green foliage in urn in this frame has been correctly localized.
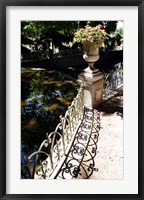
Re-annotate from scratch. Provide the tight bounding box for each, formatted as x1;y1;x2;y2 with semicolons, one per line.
73;23;107;43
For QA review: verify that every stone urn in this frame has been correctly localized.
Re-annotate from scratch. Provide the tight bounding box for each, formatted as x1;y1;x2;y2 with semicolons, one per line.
82;40;103;70
78;40;104;108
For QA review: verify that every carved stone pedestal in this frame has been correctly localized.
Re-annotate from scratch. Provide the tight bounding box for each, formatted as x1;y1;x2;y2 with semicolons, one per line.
78;67;104;108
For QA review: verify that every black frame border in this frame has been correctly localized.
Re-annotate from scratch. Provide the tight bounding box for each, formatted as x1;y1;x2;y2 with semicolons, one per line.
0;0;143;199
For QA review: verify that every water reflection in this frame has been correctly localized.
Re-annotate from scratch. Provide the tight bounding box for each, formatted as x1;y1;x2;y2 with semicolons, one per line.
21;68;78;178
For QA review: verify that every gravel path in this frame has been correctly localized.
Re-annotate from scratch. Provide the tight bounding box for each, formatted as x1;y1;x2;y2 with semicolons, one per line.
90;95;123;179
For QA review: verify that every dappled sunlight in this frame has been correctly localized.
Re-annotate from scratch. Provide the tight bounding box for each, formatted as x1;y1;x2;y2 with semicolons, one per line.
21;69;79;169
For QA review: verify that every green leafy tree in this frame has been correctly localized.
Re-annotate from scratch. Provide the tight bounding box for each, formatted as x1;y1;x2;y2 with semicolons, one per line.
21;20;122;56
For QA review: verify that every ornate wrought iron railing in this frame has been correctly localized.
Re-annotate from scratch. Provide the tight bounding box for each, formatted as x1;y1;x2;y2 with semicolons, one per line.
24;62;124;179
28;83;84;179
103;63;123;100
53;107;101;179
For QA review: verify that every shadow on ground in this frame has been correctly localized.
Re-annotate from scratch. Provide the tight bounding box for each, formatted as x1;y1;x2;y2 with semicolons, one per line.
96;94;123;117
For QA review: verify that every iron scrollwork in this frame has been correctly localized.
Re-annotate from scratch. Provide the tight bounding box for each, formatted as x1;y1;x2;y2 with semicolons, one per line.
53;107;101;179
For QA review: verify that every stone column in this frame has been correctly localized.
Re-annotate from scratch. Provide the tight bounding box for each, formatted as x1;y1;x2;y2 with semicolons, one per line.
78;67;104;108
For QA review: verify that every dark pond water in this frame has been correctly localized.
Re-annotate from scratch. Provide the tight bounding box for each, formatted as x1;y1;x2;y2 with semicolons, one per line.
21;68;79;178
